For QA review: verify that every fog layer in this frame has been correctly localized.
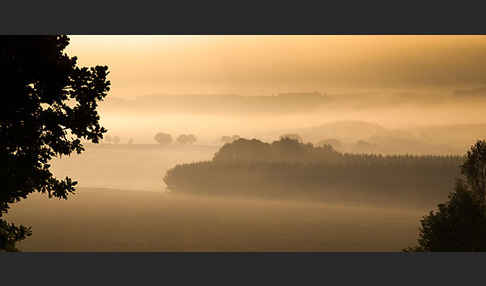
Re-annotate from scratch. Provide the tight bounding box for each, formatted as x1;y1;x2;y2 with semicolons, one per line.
7;189;423;252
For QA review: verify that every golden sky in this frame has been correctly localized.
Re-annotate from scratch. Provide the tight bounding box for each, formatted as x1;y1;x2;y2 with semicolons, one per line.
67;35;486;98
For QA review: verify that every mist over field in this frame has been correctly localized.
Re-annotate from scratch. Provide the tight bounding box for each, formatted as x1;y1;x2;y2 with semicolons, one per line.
5;35;486;252
8;86;486;251
3;141;460;251
8;189;423;252
96;88;486;154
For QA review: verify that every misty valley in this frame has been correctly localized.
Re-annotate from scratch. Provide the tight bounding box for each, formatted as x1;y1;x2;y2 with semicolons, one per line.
5;133;469;251
4;35;486;253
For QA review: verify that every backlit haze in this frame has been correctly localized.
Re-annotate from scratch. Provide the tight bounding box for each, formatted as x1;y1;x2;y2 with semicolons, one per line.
66;35;486;144
6;35;486;251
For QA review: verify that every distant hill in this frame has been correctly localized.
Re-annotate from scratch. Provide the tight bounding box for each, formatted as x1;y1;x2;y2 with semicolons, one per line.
366;135;459;155
270;120;471;155
272;120;387;143
99;92;331;115
412;124;486;148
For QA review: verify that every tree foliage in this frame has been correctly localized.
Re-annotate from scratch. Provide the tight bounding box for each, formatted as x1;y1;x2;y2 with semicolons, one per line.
0;35;110;251
317;138;343;150
279;134;303;143
164;137;462;205
461;140;486;204
176;134;197;145
406;140;486;252
154;132;173;146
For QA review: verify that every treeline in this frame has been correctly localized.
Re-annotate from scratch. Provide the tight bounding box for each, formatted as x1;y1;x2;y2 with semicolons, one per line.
163;138;464;207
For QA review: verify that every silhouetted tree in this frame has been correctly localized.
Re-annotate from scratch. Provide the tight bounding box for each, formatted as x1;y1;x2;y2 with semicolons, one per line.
177;134;197;145
0;219;32;252
405;140;486;252
271;137;316;161
165;137;461;205
213;137;341;163
280;134;303;143
318;138;343;149
214;138;272;162
0;35;110;251
404;179;486;252
112;135;120;144
154;132;172;146
461;141;486;205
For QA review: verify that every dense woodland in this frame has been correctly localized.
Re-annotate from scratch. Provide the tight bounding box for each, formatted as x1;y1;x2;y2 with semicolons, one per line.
164;138;463;207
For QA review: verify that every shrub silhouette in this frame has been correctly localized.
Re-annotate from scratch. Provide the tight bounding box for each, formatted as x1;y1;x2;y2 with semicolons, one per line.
0;35;110;251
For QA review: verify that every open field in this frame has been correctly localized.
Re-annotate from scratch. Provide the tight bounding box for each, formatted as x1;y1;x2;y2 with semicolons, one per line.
3;143;440;251
50;144;218;191
6;188;425;252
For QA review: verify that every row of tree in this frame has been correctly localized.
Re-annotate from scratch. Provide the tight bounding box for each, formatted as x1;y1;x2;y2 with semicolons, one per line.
154;132;197;146
163;137;463;207
212;137;460;165
102;135;134;145
150;132;389;150
102;132;242;146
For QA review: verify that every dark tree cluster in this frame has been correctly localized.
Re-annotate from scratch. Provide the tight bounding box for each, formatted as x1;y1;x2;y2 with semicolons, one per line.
405;141;486;252
1;36;110;251
154;132;173;146
213;138;341;163
164;138;463;206
279;134;303;143
317;138;343;150
154;132;197;146
176;134;197;145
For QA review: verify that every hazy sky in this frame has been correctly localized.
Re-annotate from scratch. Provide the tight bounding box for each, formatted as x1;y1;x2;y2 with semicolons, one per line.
64;35;486;142
67;35;486;98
